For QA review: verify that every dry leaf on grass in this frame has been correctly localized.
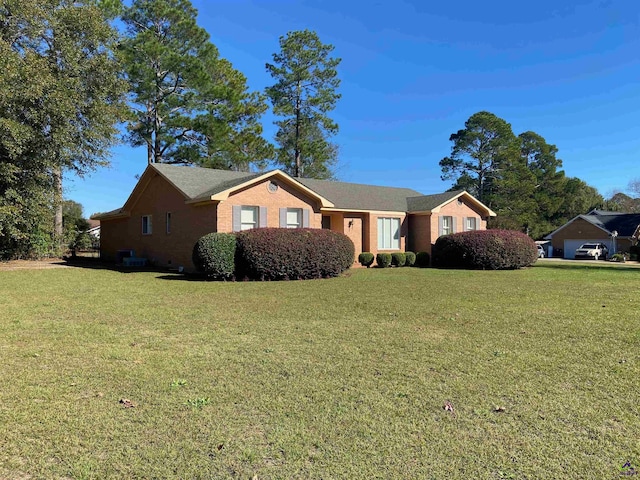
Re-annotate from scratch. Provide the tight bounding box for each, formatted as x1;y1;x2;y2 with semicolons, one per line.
119;398;136;408
443;400;456;417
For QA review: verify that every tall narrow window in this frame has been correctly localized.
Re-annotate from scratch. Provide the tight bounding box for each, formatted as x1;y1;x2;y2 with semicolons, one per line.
240;206;258;230
377;217;400;250
442;216;453;235
142;215;152;235
166;212;172;234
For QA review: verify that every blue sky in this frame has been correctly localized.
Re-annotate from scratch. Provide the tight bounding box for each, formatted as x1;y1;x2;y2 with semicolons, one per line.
66;0;640;216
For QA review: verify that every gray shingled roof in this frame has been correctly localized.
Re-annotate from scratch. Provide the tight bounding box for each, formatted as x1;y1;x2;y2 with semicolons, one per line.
114;164;472;214
296;177;423;211
406;190;466;212
153;163;258;199
580;213;640;237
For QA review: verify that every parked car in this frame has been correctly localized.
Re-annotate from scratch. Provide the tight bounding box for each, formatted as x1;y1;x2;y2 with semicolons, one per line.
574;243;608;260
536;245;545;258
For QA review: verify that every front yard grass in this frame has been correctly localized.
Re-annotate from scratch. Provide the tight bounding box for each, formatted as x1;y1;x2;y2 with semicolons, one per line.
0;263;638;478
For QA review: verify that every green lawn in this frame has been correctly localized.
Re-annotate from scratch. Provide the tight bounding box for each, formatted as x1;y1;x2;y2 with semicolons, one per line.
0;263;639;479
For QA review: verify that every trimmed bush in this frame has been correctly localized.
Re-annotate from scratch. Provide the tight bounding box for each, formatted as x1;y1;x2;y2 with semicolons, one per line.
610;253;627;263
415;251;430;268
432;229;537;270
404;251;416;267
358;252;375;268
391;252;406;267
235;228;354;281
376;253;392;268
192;233;237;279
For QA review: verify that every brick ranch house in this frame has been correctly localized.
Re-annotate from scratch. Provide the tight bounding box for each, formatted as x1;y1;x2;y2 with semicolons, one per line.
94;164;496;271
544;209;640;258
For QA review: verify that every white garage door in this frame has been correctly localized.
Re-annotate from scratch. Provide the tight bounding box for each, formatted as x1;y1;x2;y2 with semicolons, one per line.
563;239;610;259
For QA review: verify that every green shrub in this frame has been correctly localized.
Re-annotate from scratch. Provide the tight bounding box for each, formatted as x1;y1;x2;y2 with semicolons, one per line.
610;253;627;263
192;233;237;279
404;251;416;267
415;251;430;267
432;229;537;270
376;253;392;268
358;252;375;268
391;252;406;267
235;228;354;281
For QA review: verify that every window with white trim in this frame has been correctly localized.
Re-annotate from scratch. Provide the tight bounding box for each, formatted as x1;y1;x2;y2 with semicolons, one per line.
466;217;477;231
377;217;400;250
240;206;258;230
286;208;302;228
166;212;172;234
142;215;152;235
442;216;453;235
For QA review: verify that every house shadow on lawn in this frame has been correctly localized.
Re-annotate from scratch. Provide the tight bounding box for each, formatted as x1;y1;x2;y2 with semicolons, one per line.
155;273;208;282
63;256;176;275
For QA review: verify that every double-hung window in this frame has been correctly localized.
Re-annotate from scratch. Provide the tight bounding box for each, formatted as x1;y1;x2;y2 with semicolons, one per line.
466;217;477;231
377;217;400;250
142;215;152;235
441;216;453;235
240;206;259;230
286;208;302;228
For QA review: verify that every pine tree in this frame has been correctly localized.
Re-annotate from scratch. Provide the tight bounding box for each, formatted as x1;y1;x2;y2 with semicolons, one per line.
120;0;270;170
266;30;341;178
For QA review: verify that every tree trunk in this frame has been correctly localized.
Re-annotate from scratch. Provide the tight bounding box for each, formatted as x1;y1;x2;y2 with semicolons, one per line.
53;167;64;254
294;80;301;177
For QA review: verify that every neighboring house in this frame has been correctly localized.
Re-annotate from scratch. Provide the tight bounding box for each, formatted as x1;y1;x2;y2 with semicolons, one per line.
94;164;496;271
544;209;640;259
87;219;100;239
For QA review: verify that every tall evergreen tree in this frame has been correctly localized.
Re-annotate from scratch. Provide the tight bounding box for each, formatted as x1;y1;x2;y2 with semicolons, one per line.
440;112;605;238
120;0;270;170
0;0;125;256
439;111;519;205
266;30;341;178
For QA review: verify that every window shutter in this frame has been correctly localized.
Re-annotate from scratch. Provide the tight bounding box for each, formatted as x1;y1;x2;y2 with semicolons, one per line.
259;207;267;228
452;217;457;233
232;205;241;232
438;216;443;237
279;208;286;227
463;217;468;232
302;209;310;228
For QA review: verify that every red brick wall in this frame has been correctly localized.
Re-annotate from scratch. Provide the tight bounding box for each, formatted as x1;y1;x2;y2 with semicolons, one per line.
100;171;218;270
218;179;321;231
101;173;322;272
407;198;489;255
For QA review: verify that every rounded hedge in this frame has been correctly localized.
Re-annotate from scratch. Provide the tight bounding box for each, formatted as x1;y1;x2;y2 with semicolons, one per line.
404;251;416;267
192;232;237;279
391;252;406;267
358;252;375;268
235;228;354;280
432;229;538;270
415;251;430;268
376;252;392;268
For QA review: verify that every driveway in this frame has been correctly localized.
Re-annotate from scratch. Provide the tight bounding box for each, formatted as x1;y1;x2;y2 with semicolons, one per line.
537;257;640;268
